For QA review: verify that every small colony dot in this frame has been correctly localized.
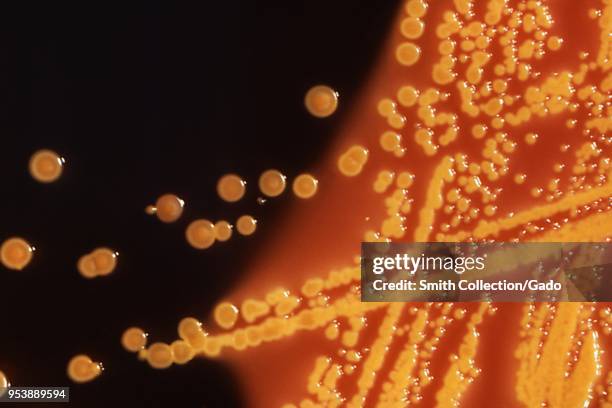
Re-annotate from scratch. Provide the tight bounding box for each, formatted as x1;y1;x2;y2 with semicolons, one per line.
0;371;8;397
454;308;466;319
396;172;415;188
472;124;487;139
148;194;184;223
77;248;118;279
67;355;102;383
121;327;148;353
292;174;319;199
304;85;338;118
214;302;239;329
0;237;34;271
484;205;497;216
214;220;233;242
236;215;257;236
186;219;215;249
514;174;527;184
217;174;246;202
29;149;64;183
525;132;539;145
146;343;173;369
553;163;565;173
259;169;286;197
547;36;563;51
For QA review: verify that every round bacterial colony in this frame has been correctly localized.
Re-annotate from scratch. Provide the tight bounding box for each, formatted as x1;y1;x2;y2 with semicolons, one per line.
0;238;34;271
121;327;148;353
217;174;247;202
29;149;64;183
152;194;185;223
259;169;287;197
292;174;319;199
304;85;339;118
236;215;257;236
67;355;102;384
186;219;216;249
214;220;233;242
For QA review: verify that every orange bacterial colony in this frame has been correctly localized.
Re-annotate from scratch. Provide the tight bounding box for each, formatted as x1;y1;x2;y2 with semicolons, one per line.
259;169;288;197
1;0;611;407
66;355;103;384
305;85;340;118
77;247;118;279
0;237;34;271
293;174;319;199
28;149;64;183
146;193;185;223
186;219;216;249
121;327;148;353
218;174;247;202
236;215;257;236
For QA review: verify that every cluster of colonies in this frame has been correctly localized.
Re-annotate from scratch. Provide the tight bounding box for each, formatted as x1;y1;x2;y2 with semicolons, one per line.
144;169;318;251
136;0;609;407
346;0;612;246
1;142;321;383
2;0;611;405
125;144;324;370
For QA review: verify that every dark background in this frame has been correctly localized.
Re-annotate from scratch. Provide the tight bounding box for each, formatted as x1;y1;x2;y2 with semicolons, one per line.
0;1;397;407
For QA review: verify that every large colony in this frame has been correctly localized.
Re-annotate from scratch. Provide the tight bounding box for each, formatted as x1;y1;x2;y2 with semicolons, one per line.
28;149;64;183
0;238;34;271
66;355;103;384
0;0;611;407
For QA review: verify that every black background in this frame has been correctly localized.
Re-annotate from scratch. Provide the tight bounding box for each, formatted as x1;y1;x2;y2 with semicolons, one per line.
0;1;397;407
